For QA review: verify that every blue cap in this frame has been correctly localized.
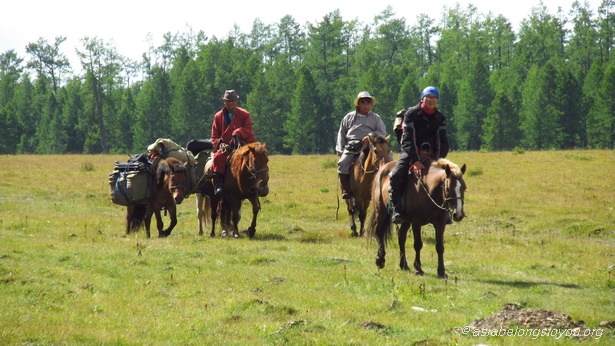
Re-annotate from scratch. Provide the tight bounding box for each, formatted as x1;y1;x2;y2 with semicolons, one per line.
421;86;439;99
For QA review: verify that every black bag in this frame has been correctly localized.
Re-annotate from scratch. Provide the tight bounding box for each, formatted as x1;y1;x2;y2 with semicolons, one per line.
186;139;213;156
345;140;362;153
109;153;151;206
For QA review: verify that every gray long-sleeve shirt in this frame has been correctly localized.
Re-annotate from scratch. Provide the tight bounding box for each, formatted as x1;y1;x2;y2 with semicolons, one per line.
335;110;387;155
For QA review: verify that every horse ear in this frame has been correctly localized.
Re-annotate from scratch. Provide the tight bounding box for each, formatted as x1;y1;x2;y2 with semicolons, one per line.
157;166;166;187
461;164;467;174
385;134;390;142
445;164;452;176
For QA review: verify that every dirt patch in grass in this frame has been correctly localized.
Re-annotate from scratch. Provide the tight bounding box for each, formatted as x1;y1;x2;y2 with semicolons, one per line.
456;304;610;339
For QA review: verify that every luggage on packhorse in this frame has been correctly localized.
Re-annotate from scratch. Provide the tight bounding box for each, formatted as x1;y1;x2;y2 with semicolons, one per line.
109;153;151;206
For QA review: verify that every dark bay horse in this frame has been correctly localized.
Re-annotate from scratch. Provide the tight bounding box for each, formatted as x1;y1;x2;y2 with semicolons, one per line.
366;158;467;278
345;133;392;237
126;157;192;238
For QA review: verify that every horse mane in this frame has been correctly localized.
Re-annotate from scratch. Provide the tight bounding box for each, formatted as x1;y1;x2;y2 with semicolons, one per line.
154;157;185;188
432;158;462;177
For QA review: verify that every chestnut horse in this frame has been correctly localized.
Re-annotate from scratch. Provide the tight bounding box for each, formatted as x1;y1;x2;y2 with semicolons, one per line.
198;142;269;238
221;142;269;238
345;133;392;237
366;158;466;278
126;156;192;238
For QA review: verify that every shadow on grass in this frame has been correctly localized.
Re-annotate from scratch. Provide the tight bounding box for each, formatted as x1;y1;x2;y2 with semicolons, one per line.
478;279;580;289
250;233;287;241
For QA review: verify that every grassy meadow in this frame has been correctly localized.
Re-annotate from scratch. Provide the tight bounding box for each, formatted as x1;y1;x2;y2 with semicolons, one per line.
0;150;613;345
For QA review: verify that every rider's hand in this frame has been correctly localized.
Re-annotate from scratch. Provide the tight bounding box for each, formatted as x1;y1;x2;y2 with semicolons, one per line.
413;161;425;177
218;143;229;153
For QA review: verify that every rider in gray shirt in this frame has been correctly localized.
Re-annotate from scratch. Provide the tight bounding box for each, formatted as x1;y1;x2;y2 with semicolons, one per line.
336;91;390;199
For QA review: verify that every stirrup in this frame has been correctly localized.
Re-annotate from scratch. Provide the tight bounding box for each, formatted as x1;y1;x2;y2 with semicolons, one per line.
392;212;406;224
214;185;224;196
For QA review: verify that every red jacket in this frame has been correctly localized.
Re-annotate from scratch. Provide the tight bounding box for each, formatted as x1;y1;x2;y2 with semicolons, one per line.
211;106;256;148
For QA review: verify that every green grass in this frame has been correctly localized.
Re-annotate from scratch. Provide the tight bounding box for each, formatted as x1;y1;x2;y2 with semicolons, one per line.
0;151;614;345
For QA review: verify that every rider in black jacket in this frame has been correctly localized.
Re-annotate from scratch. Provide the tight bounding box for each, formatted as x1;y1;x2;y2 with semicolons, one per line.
390;86;450;224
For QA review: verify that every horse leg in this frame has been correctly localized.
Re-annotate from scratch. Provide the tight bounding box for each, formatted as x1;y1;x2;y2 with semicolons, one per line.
435;224;447;279
247;196;260;239
154;210;164;238
398;222;411;271
196;194;204;236
125;206;133;234
346;198;358;237
231;201;241;238
144;208;154;238
160;204;177;238
374;211;389;269
358;201;368;237
209;195;219;238
412;223;424;276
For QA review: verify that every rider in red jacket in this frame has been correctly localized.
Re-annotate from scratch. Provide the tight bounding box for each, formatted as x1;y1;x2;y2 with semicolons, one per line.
211;90;256;195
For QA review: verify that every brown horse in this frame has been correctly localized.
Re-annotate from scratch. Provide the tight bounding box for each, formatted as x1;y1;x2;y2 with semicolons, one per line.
366;158;467;278
126;156;192;238
345;133;392;237
221;142;269;238
197;142;269;238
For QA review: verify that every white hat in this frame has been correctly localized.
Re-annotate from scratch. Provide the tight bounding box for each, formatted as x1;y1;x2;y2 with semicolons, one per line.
354;91;376;107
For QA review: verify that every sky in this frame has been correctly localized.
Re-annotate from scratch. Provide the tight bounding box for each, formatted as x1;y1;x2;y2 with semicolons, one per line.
0;0;604;69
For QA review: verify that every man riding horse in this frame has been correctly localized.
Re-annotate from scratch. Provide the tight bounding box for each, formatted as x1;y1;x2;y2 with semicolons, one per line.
390;86;450;224
211;90;256;196
336;91;392;199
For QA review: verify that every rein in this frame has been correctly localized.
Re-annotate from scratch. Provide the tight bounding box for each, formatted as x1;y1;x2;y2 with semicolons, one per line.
361;140;389;174
248;166;269;179
418;178;448;211
361;156;383;174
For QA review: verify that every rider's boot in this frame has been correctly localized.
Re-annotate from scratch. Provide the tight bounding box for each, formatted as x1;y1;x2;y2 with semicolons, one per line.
213;173;224;196
390;185;406;224
338;173;351;199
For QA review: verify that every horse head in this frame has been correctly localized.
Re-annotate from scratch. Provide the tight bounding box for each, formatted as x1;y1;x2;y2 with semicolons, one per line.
157;157;191;205
233;142;269;197
250;143;270;197
443;162;467;222
363;133;392;168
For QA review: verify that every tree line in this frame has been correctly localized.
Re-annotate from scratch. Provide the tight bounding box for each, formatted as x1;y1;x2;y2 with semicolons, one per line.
0;1;613;155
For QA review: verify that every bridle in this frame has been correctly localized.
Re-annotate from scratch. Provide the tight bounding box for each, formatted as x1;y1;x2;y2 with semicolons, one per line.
248;165;269;180
169;167;192;197
361;138;390;174
245;154;269;193
418;175;462;212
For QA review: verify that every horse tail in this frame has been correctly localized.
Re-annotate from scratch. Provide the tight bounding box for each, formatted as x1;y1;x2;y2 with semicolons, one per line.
127;204;146;233
366;163;393;245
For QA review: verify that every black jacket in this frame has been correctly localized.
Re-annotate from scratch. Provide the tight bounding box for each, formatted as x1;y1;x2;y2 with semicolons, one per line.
400;104;449;163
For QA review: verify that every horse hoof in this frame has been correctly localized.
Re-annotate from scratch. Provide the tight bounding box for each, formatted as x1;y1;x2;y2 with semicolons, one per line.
233;232;240;238
415;271;425;276
375;258;385;269
438;272;448;279
351;231;359;238
247;228;256;239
